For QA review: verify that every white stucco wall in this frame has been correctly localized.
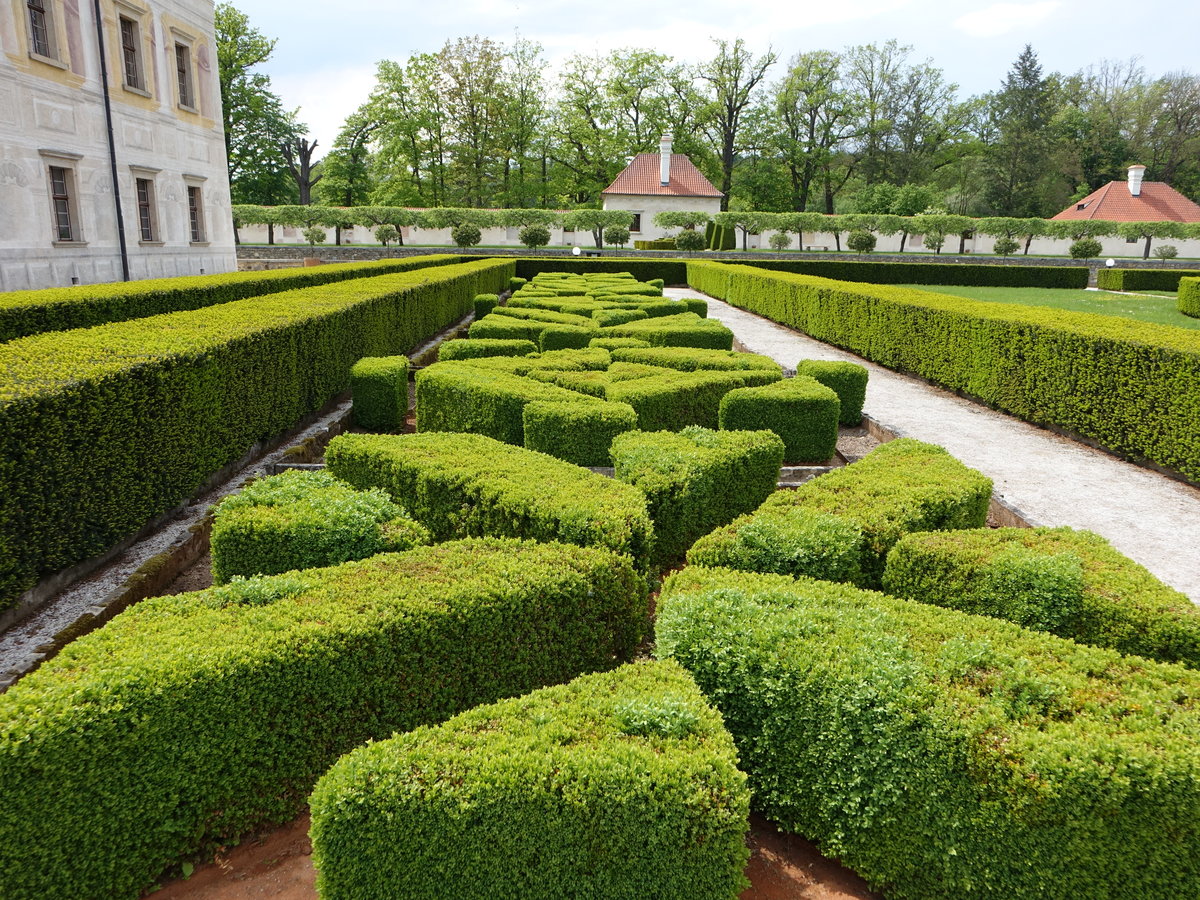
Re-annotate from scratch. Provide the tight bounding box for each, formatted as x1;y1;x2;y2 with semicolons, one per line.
0;0;236;291
601;194;723;242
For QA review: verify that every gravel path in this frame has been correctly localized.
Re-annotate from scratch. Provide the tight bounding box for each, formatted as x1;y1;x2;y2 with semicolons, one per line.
674;288;1200;602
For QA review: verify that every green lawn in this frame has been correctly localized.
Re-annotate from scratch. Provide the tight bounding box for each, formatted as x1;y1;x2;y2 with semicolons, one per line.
899;284;1199;331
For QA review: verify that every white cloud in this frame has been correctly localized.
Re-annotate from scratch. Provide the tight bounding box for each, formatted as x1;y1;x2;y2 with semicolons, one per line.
271;64;378;152
953;1;1060;38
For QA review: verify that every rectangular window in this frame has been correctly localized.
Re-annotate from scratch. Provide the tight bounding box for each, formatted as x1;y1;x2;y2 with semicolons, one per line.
27;0;55;59
120;17;143;91
49;165;75;241
187;185;205;242
175;43;194;109
136;178;155;241
630;213;642;233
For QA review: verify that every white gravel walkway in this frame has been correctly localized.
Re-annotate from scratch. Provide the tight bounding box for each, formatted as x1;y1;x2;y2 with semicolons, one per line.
672;288;1200;602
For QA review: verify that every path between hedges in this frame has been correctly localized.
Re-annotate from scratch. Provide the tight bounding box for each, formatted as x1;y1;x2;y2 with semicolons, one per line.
671;289;1200;603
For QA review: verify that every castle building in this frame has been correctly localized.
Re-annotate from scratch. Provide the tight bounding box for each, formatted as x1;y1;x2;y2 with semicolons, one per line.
0;0;236;290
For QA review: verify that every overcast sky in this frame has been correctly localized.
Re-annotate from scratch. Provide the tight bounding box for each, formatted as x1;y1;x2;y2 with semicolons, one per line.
229;0;1199;152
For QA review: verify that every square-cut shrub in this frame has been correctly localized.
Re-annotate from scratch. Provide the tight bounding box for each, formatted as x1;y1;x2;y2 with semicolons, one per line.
539;324;595;351
611;426;784;567
719;376;840;463
691;439;992;587
605;370;777;432
794;359;869;425
473;293;499;319
1180;276;1199;318
468;314;542;342
592;308;650;327
326;432;653;573
491;307;597;328
527;369;613;398
657;565;1200;900
437;338;538;361
210;470;430;583
508;276;527;291
523;399;639;467
602;313;735;350
310;660;750;900
883;526;1200;668
590;336;653;351
611;346;782;376
0;539;646;900
351;355;409;432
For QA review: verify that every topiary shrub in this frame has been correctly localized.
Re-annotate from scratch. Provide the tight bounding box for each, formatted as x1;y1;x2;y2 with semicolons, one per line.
1154;244;1178;261
539;324;595;352
522;399;638;467
592;308;650;327
846;230;876;254
474;292;500;318
374;224;400;247
210;470;430;583
309;661;751;900
438;338;538;361
604;225;631;248
675;229;706;252
769;233;791;251
794;359;869;425
519;224;551;249
606;371;770;432
718;376;840;463
1180;277;1200;318
1069;237;1102;259
508;276;528;291
452;223;483;248
992;237;1019;256
350;355;409;432
589;337;653;351
302;226;327;249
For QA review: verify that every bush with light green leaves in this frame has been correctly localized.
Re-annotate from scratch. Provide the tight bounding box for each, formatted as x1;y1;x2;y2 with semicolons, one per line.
794;359;868;425
350;355;409;432
523;399;638;467
718;376;840;463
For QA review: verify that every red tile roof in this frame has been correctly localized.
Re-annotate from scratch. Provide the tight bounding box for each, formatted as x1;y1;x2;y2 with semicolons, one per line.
602;153;723;198
1051;180;1200;222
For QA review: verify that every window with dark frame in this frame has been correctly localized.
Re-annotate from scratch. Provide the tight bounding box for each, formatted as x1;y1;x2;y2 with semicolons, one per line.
187;185;204;242
630;213;642;233
49;166;74;241
120;16;142;90
27;0;52;58
175;43;194;109
136;178;155;241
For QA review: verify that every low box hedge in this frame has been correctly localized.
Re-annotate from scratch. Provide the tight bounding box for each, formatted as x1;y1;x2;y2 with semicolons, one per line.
210;469;430;583
0;538;646;899
455;347;612;375
0;259;512;613
473;293;499;318
437;338;539;361
605;370;778;432
491;307;598;328
1180;277;1199;318
539;324;596;351
611;346;782;376
0;254;470;343
689;260;1200;484
719;376;840;463
523;399;639;467
882;526;1200;668
592;308;650;327
602;313;735;350
657;565;1200;900
611;427;783;567
1096;267;1200;292
350;355;409;432
794;359;868;425
514;258;688;284
590;337;653;351
326;432;654;573
310;660;750;900
688;438;992;587
743;257;1089;288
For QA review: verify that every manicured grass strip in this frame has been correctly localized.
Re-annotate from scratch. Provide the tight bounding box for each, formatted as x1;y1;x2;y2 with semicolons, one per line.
0;259;512;612
689;261;1200;483
0;538;646;899
657;565;1200;900
326;432;653;573
0;254;467;342
310;661;750;900
882;526;1200;668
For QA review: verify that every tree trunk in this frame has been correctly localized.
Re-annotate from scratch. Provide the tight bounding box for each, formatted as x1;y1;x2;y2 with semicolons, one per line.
335;225;342;246
268;223;275;246
1023;235;1033;255
899;231;907;252
1143;235;1152;260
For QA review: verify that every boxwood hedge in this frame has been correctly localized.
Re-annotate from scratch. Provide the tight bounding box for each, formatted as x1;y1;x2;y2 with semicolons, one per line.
718;376;840;463
883;526;1200;668
602;313;734;349
605;370;779;432
326;432;653;573
0;254;468;343
310;660;750;900
210;470;430;583
611;346;782;376
1181;277;1199;318
0;538;646;899
742;257;1089;288
437;338;539;361
350;355;409;432
794;359;868;425
0;258;512;613
1095;267;1200;292
611;427;783;567
689;261;1200;483
523;399;639;467
514;259;688;283
657;565;1200;900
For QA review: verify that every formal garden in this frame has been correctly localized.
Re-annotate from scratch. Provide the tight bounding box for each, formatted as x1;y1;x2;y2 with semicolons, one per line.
0;254;1198;898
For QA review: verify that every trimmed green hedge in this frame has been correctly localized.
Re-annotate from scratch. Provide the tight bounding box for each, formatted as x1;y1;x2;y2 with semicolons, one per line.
603;312;735;350
437;338;539;361
590;337;653;351
540;324;595;351
514;258;688;283
657;565;1200;900
883;527;1200;668
350;355;409;432
0;254;468;343
611;346;781;376
0;259;512;613
210;469;430;583
473;293;499;318
605;370;779;432
1181;277;1200;318
0;538;646;899
593;308;650;327
689;261;1200;484
326;432;653;573
1096;267;1200;292
523;399;639;467
689;439;992;587
310;660;750;900
742;257;1089;288
794;359;868;425
719;376;840;463
612;427;783;567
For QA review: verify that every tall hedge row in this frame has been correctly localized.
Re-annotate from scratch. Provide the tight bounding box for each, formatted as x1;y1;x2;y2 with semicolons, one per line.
0;539;646;899
0;254;468;342
1095;267;1200;292
1181;277;1200;318
742;258;1089;288
513;258;688;283
657;565;1200;900
0;259;512;613
688;261;1200;484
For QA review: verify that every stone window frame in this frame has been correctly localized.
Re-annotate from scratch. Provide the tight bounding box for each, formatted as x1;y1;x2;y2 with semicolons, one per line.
115;0;153;97
25;0;67;69
183;174;208;245
171;28;198;113
130;165;162;245
39;149;86;246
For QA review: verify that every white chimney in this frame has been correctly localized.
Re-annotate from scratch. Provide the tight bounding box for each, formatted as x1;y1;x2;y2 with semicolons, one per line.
1128;164;1146;197
659;134;672;186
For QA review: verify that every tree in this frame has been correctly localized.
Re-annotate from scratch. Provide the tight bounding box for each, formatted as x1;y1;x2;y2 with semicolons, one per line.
561;209;633;249
652;211;713;231
318;112;376;209
214;3;304;206
281;138;322;205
